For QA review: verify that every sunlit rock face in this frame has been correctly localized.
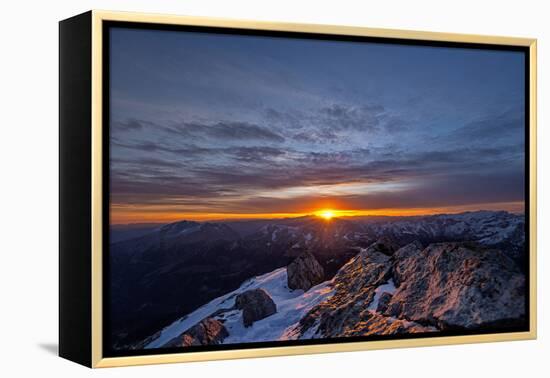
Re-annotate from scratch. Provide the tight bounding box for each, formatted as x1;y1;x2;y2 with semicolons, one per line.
297;239;525;339
297;239;405;338
384;242;526;330
392;240;424;286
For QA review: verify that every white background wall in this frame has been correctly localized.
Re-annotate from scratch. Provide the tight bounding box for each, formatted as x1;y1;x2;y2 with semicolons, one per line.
0;0;547;376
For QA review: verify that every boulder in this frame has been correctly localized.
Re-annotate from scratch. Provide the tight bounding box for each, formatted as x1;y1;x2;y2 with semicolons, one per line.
163;317;228;347
287;251;325;291
384;242;526;330
235;289;277;327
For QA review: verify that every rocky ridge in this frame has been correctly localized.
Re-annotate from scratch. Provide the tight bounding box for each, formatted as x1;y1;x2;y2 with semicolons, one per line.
297;239;526;339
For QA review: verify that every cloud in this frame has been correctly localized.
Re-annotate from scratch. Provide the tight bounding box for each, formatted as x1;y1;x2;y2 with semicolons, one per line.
111;157;183;168
264;108;303;129
110;165;524;215
112;118;285;144
263;103;410;144
446;109;524;143
112;119;144;131
108;109;525;218
111;100;410;150
292;129;340;143
318;104;384;131
230;146;287;162
382;116;409;133
110;139;523;213
194;121;285;142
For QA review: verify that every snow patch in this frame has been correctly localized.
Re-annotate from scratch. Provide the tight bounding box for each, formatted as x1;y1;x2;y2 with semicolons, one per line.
367;279;396;311
144;268;334;348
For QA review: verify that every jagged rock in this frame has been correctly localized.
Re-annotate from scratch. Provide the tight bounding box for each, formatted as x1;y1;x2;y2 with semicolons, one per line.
340;312;435;337
384;242;526;330
298;240;394;338
392;240;423;286
235;289;277;327
287;252;325;291
163;317;228;347
376;292;393;313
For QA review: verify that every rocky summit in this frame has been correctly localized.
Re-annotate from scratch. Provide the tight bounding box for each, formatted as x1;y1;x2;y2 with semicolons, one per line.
298;239;525;338
297;239;422;338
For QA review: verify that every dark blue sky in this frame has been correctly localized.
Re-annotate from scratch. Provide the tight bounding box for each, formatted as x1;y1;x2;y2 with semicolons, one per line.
109;27;525;223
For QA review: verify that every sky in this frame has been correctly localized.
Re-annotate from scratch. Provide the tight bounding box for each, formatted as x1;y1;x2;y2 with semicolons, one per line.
109;27;526;224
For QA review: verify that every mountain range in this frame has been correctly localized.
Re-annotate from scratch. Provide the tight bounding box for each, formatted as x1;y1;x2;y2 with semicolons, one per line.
108;210;526;350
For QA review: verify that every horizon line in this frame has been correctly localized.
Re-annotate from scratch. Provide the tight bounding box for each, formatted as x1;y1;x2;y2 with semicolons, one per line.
110;207;525;226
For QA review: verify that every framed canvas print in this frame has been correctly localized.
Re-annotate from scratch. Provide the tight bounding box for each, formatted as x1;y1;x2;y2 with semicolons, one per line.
59;10;537;368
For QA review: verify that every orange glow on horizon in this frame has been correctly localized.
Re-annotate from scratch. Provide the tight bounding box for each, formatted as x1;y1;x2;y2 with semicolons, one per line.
317;210;335;220
110;201;524;225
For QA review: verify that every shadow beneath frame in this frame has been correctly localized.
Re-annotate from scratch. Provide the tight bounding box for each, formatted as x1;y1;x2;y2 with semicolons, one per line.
38;343;58;356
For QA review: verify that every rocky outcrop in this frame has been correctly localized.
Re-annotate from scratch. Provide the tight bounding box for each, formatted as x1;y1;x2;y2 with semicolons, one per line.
298;239;526;339
287;252;325;291
163;317;228;347
340;312;435;337
392;240;423;286
235;289;277;327
384;242;526;330
298;240;395;338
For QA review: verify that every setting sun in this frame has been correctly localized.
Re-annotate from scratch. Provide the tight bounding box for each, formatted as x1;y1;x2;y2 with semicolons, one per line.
318;210;335;220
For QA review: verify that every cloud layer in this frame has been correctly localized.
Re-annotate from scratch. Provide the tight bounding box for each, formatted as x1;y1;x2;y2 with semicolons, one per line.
108;27;526;223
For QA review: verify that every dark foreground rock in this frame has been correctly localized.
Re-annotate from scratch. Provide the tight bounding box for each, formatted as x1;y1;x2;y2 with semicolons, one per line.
287;251;325;291
235;289;277;327
163;317;228;347
385;242;526;330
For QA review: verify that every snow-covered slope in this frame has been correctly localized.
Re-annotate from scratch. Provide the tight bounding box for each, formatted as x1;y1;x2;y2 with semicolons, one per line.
144;268;334;349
